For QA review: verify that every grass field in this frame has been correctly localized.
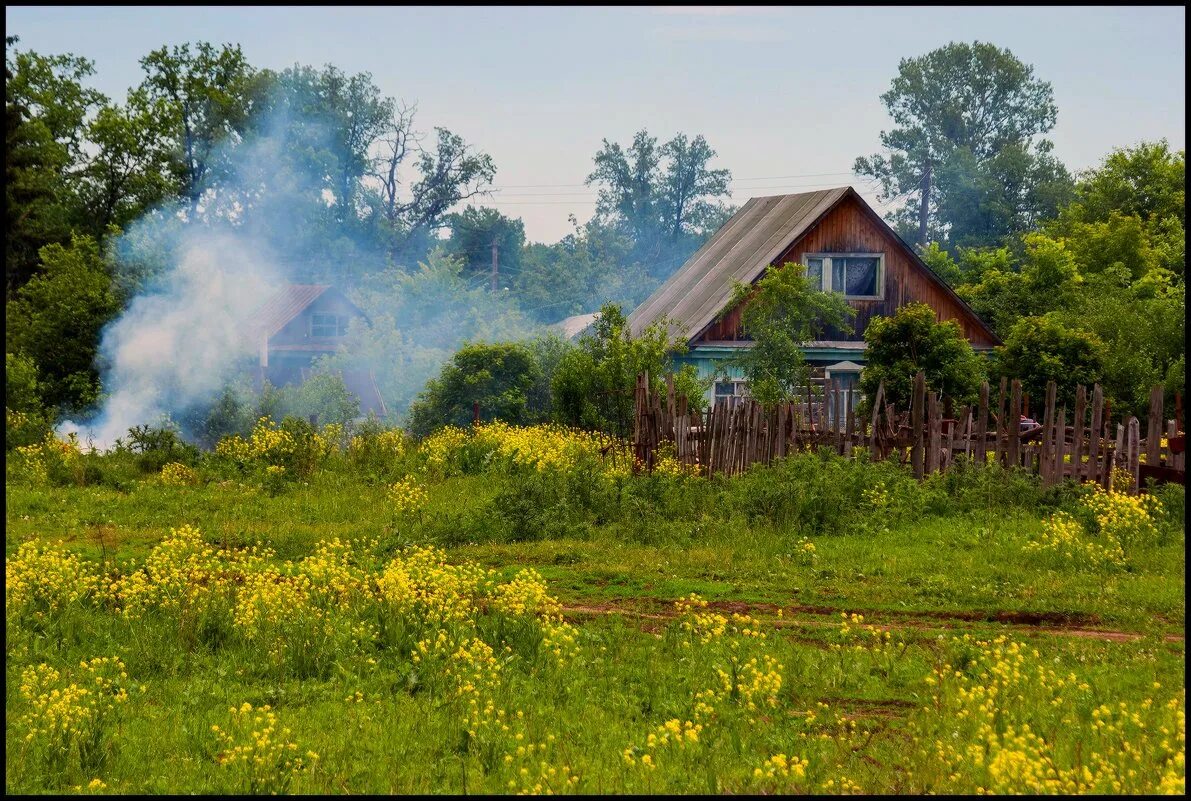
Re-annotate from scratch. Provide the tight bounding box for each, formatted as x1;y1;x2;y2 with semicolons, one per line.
5;422;1186;793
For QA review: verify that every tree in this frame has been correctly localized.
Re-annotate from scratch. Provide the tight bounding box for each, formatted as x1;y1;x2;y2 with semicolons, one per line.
5;37;106;294
406;342;544;437
551;303;705;437
374;121;496;261
994;316;1106;410
854;41;1067;248
586;129;731;279
729;263;854;407
77;89;182;234
445;206;525;288
137;42;260;215
859;302;986;412
5;235;120;411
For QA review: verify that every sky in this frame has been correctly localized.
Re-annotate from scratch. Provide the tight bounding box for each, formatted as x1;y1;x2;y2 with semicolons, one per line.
6;5;1186;243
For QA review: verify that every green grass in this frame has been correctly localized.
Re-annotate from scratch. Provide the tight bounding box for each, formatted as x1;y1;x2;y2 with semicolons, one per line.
5;460;1186;794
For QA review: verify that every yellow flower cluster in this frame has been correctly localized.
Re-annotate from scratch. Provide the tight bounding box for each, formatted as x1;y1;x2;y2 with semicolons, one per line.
793;537;817;566
6;540;101;627
490;569;580;666
674;594;766;646
215;417;336;476
420;425;471;477
159;461;199;486
754;752;809;780
211;702;316;794
14;431;82;483
387;476;428;518
1083;485;1163;555
17;657;129;765
1024;511;1124;569
918;635;1185;794
862;482;889;510
377;545;489;626
347;428;408;463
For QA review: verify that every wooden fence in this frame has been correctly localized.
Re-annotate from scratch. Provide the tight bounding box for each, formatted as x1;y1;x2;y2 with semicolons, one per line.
632;372;1186;493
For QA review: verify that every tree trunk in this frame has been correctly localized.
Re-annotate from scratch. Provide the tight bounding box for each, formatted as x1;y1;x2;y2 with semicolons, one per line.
917;160;932;247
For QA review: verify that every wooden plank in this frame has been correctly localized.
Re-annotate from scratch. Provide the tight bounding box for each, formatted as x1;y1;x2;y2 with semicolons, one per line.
927;391;941;475
1008;380;1022;470
844;391;855;458
911;371;926;479
1089;384;1103;483
1072;385;1086;482
1041;380;1057;487
994;377;1007;467
1164;420;1176;469
1055;406;1067;481
869;379;885;461
1146;385;1163;467
975;381;989;466
1127;416;1141;494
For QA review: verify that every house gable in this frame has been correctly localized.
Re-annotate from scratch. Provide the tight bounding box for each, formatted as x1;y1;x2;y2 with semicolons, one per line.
693;190;1000;347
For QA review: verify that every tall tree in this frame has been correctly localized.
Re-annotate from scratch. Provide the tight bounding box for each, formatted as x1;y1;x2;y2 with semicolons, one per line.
586;129;731;278
137;42;260;215
445;206;525;289
854;41;1066;248
77;88;183;234
5;37;106;294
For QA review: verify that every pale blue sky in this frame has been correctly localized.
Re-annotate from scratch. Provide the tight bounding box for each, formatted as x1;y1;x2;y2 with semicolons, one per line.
7;5;1186;242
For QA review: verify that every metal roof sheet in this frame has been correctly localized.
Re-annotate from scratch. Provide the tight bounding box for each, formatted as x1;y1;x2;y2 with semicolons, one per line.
247;284;332;340
627;188;848;340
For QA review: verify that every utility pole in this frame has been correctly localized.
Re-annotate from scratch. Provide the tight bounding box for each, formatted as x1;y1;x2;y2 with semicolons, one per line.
490;237;499;293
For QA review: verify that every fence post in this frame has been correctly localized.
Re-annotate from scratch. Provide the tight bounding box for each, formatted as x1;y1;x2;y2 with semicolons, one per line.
1072;385;1086;483
926;391;941;475
1126;416;1141;495
869;379;885;461
1089;385;1103;483
1146;385;1164;467
1041;381;1057;487
975;381;989;466
911;371;926;479
1008;380;1022;470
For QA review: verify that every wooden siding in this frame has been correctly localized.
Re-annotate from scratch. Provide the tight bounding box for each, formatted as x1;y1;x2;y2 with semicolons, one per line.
269;293;363;348
695;194;998;347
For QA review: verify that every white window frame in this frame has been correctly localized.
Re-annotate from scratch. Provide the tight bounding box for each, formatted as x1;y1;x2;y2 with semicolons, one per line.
713;379;749;408
310;312;348;338
803;253;885;300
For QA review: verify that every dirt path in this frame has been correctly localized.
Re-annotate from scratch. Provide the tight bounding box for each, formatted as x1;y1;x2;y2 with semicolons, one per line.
560;598;1185;644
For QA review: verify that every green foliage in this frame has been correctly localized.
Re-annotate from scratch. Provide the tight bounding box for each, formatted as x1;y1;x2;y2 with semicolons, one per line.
854;41;1071;249
994;317;1106;411
5;36;107;294
5;235;120;411
727;263;854;407
859;302;985;411
445;206;525;286
6;352;52;449
551;303;705;437
406;343;545;437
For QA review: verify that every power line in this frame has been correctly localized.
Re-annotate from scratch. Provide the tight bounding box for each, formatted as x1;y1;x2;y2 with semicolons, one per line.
484;170;862;190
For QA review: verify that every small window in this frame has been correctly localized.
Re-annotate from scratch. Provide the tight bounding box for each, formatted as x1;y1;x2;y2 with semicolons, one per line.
802;254;884;299
714;380;748;408
311;312;349;337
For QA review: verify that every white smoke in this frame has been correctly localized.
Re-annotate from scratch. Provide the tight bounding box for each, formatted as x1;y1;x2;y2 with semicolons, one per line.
59;231;282;450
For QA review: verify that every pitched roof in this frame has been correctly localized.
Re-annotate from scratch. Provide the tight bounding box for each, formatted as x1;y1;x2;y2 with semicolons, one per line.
553;312;599;340
627;189;848;340
246;284;366;340
627;186;1000;346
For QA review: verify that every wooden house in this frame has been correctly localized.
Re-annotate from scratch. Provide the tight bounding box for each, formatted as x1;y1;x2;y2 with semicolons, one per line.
246;284;387;417
627;187;1000;407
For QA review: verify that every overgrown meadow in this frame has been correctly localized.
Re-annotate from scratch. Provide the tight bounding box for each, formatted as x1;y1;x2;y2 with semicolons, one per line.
6;419;1186;794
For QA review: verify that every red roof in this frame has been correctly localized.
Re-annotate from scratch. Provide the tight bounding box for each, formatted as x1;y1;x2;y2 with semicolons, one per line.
247;285;333;340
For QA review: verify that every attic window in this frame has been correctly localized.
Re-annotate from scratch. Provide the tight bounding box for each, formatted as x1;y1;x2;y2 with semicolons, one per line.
311;312;349;337
803;254;884;299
